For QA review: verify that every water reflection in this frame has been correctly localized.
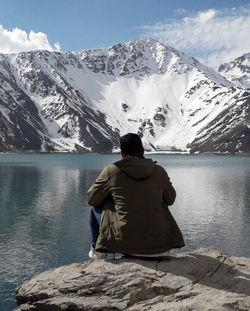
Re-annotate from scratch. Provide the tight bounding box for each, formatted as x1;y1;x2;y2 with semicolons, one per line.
160;158;250;257
0;163;100;311
0;155;250;311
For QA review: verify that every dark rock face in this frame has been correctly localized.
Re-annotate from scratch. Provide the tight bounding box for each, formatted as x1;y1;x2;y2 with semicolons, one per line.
0;51;120;153
0;58;50;152
190;97;250;154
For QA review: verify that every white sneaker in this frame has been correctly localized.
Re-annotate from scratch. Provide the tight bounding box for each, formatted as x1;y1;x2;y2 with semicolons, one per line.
88;246;107;260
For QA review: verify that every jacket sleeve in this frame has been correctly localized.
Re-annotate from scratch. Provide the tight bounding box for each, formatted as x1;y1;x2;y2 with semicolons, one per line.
87;167;110;207
162;169;176;206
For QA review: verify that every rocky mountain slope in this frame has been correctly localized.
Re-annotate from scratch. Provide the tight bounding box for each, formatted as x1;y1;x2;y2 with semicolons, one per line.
218;53;250;89
0;38;250;153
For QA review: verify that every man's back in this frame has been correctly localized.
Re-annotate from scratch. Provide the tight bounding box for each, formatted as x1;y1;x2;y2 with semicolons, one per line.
88;156;184;255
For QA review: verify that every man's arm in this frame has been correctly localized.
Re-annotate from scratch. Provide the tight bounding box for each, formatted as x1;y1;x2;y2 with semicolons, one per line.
162;169;176;206
87;167;110;207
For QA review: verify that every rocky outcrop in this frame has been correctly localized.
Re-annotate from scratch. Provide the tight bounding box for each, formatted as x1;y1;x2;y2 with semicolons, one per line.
15;247;250;311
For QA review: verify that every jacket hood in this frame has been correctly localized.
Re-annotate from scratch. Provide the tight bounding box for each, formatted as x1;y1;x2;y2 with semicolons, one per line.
114;156;156;179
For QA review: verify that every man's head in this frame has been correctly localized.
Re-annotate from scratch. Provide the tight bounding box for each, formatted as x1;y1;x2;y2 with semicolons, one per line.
120;133;144;157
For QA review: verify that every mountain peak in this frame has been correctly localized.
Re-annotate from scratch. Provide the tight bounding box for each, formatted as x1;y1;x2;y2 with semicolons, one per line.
80;38;191;78
218;52;250;89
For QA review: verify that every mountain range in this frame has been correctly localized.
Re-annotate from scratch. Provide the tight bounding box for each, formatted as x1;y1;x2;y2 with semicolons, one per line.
0;38;250;153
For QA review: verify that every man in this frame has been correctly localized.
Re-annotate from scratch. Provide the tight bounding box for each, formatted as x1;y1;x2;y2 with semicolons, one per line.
87;133;185;259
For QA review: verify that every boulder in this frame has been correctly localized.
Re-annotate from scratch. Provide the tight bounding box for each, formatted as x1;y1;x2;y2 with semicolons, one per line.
15;247;250;310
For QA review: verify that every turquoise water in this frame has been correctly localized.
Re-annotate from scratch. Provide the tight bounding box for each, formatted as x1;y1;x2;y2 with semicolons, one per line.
1;154;250;310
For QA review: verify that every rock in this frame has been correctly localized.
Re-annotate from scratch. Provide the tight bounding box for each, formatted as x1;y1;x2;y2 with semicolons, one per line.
15;247;250;311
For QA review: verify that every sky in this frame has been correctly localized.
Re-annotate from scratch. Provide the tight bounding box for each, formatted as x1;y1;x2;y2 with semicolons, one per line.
0;0;250;67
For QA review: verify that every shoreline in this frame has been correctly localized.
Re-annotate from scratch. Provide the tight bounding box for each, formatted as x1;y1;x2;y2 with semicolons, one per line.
1;151;250;156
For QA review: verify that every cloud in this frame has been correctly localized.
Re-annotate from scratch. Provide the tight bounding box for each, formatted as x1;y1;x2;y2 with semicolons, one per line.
0;24;61;54
141;5;250;67
174;8;188;16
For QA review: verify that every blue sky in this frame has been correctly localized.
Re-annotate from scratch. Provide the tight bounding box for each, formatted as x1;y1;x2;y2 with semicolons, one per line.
1;0;250;66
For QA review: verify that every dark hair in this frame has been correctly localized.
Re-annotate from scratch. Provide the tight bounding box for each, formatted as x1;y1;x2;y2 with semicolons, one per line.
120;133;144;155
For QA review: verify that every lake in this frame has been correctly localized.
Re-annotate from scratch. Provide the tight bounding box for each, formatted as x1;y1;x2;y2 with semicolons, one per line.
1;154;250;310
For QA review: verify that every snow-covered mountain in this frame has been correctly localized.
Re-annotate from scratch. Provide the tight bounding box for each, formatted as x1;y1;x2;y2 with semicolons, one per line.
218;53;250;89
0;38;250;153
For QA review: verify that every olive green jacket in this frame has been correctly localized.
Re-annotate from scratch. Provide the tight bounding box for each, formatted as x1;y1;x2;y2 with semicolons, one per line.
87;156;185;254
